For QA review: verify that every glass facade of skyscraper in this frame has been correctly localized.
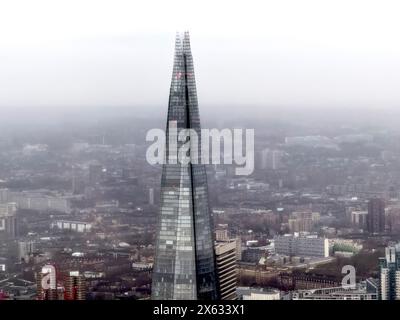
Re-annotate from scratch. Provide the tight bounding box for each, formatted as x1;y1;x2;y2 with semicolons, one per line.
151;32;219;300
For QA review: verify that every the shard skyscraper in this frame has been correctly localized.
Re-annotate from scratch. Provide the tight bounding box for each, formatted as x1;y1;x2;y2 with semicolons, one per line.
151;32;219;300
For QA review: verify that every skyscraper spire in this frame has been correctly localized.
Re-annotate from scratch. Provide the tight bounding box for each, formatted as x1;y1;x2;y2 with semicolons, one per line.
151;32;219;300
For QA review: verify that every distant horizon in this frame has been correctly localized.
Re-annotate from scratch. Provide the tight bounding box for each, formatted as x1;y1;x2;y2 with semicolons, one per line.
2;104;400;134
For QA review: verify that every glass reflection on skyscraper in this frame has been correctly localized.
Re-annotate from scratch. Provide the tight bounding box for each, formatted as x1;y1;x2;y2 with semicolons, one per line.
151;32;219;300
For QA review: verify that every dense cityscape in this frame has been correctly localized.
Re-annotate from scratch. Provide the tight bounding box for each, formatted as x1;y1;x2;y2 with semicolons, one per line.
2;2;400;312
2;100;400;300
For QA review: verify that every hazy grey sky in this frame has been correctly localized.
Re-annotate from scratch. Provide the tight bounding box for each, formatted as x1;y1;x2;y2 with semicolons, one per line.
1;0;400;115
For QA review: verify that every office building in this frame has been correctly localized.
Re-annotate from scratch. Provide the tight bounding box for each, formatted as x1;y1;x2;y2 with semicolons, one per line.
367;198;385;234
274;233;329;258
215;239;238;300
379;244;400;300
151;32;218;300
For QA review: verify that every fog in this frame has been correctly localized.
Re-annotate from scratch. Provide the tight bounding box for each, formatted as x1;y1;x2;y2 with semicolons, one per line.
1;0;400;120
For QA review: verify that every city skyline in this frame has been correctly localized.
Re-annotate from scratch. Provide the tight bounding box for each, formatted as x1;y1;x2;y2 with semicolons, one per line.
2;1;400;311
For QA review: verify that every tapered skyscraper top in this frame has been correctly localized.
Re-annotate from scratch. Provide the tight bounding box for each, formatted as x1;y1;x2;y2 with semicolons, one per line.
151;32;219;300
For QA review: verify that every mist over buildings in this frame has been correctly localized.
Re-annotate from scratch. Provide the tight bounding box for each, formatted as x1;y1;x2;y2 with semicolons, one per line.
3;0;400;304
